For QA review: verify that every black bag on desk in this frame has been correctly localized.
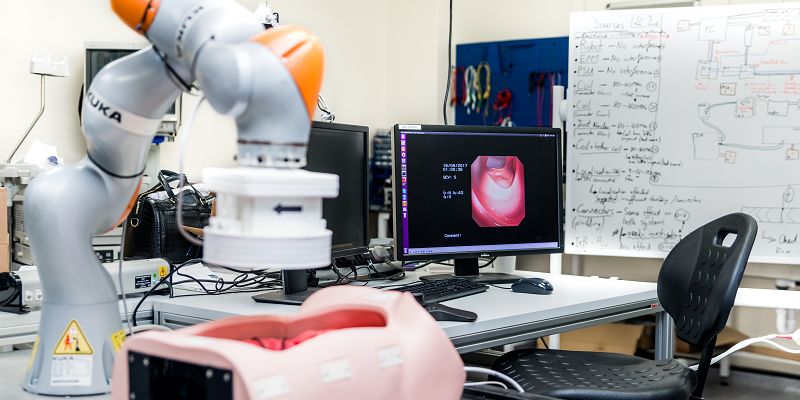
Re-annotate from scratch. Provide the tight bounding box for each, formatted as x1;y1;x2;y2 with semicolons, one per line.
124;170;213;264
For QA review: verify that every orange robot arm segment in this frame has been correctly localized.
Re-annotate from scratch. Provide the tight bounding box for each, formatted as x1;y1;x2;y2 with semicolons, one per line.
111;0;161;34
252;26;325;118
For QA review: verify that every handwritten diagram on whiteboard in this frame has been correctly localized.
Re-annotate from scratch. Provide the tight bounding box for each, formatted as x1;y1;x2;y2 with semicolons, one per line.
566;4;800;263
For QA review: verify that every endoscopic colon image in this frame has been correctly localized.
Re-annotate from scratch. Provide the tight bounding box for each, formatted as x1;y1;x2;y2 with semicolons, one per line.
471;156;526;227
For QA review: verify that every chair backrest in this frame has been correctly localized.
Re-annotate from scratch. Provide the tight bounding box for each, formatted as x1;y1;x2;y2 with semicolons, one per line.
657;213;757;348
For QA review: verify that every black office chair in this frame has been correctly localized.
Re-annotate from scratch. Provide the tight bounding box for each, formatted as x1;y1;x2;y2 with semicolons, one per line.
462;384;561;399
492;213;758;400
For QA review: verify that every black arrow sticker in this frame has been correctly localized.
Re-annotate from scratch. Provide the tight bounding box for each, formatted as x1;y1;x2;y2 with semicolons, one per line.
274;204;303;214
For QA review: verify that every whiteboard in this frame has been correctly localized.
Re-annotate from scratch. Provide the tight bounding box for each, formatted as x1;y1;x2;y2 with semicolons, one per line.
566;3;800;264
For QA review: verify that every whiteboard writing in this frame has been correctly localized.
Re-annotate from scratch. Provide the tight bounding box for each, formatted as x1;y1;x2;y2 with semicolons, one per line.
567;4;800;263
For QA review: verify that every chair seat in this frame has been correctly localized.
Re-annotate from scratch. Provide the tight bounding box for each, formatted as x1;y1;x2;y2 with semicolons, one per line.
493;349;697;400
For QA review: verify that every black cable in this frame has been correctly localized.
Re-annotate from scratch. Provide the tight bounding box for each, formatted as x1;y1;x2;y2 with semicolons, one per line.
87;153;145;179
540;337;550;350
479;257;497;268
180;274;279;294
169;288;277;299
331;264;351;285
403;259;450;271
134;0;156;33
366;262;405;282
131;258;279;327
214;265;281;277
486;283;512;290
374;279;428;290
345;266;372;280
170;277;281;291
345;262;406;284
173;267;281;295
132;263;180;327
442;0;454;125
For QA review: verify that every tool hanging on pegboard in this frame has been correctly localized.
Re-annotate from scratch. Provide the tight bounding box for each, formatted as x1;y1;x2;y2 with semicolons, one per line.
492;89;514;127
475;62;492;119
463;65;476;114
455;36;569;127
462;62;493;120
529;71;562;127
449;66;466;107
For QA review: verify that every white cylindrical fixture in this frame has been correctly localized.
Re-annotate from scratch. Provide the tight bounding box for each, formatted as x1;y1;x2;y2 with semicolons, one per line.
377;211;391;239
552;85;566;129
549;85;567;349
549;253;563;275
494;256;516;274
777;308;797;335
203;167;339;270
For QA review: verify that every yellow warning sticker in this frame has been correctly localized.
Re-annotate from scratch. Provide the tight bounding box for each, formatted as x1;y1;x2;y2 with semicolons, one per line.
28;336;39;369
111;329;126;352
53;320;93;355
158;265;169;278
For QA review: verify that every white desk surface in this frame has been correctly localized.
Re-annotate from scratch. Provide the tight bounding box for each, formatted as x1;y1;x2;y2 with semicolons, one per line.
0;268;659;399
151;269;660;352
735;287;800;310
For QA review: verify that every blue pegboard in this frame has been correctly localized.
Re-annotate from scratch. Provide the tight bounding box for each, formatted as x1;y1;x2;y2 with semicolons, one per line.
454;37;568;127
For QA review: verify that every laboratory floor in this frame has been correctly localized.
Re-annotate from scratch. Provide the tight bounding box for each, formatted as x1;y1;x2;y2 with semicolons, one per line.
703;367;800;399
0;348;798;399
0;349;110;400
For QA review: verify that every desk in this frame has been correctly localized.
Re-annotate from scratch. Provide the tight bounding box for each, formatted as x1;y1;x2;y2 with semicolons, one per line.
734;287;800;310
0;269;669;399
151;270;670;358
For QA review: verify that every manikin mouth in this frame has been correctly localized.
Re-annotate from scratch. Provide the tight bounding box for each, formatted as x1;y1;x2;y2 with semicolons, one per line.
471;156;525;227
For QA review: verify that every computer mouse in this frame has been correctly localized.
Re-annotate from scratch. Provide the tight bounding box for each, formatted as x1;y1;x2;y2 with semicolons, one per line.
511;277;553;295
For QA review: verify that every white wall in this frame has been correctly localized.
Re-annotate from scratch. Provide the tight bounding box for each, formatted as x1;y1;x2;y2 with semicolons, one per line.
0;1;142;165
0;0;393;177
385;0;450;125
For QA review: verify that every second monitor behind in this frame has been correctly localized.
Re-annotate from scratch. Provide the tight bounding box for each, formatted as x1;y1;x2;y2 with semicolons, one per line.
306;121;369;258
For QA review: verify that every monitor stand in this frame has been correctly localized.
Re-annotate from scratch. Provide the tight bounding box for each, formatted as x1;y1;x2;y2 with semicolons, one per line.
419;258;522;284
252;270;320;306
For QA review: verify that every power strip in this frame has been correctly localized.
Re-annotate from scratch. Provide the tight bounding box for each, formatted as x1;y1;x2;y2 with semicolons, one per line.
9;258;169;309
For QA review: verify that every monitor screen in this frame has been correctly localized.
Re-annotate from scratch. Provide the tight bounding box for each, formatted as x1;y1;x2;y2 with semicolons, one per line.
393;125;563;261
306;122;369;258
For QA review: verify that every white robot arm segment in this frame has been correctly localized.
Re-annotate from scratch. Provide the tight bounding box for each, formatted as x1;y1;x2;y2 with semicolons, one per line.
23;0;327;395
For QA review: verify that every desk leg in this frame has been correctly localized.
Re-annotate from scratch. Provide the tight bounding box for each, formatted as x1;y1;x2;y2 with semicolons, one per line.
655;311;674;361
549;334;560;350
719;356;730;386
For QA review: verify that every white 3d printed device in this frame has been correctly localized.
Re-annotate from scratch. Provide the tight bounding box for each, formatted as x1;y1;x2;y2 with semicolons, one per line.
203;167;339;270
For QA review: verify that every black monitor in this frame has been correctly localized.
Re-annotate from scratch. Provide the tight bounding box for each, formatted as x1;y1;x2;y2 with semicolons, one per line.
253;121;369;305
306;121;369;257
392;124;563;283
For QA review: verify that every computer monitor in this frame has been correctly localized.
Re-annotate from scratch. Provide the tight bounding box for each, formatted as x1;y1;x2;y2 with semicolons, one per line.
252;121;369;305
306;121;369;258
392;124;563;284
84;42;180;136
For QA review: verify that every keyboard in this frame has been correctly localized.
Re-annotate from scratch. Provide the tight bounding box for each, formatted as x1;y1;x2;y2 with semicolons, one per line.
391;278;488;304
